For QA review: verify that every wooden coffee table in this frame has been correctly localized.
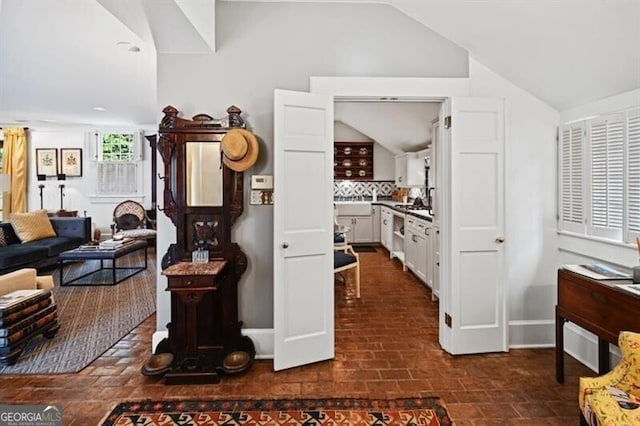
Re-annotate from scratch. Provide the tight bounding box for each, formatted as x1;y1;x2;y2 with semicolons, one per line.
59;240;148;286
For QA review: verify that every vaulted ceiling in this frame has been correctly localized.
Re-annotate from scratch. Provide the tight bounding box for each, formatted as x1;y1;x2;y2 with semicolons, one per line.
0;0;638;128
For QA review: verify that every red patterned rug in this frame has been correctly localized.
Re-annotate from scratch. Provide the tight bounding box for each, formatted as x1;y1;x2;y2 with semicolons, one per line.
101;397;452;425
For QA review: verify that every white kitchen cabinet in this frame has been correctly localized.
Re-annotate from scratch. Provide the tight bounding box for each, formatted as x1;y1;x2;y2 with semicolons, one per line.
404;217;419;274
431;119;441;228
336;216;354;243
432;225;440;300
405;216;431;285
395;153;425;187
372;205;381;243
380;207;393;252
391;210;406;269
425;221;434;290
337;215;373;243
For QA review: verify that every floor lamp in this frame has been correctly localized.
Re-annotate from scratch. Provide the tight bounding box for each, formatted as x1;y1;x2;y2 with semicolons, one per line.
57;173;66;211
37;174;46;210
0;174;10;221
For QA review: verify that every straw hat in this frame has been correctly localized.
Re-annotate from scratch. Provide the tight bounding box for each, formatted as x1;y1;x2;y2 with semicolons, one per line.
221;129;259;172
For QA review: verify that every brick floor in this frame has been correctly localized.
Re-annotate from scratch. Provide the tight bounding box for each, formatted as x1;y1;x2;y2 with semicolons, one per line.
0;248;593;425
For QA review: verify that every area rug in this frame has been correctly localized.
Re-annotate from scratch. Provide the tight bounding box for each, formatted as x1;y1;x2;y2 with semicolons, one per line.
0;251;156;374
352;245;378;253
101;397;452;426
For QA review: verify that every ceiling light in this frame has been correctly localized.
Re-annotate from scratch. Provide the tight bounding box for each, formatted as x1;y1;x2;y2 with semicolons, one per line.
116;41;140;53
93;106;106;111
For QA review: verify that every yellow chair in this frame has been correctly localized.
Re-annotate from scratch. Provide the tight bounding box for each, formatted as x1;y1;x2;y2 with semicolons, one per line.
579;331;640;425
334;245;360;298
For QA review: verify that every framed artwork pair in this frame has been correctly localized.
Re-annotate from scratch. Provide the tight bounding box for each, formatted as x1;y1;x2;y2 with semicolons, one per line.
35;148;83;177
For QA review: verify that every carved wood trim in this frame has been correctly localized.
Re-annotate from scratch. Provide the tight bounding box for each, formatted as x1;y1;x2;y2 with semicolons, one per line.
157;105;248;267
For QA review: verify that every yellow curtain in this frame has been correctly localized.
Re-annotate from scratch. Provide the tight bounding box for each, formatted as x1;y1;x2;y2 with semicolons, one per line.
2;128;28;216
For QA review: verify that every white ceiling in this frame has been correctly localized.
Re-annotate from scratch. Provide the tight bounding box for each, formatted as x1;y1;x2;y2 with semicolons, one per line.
0;0;638;128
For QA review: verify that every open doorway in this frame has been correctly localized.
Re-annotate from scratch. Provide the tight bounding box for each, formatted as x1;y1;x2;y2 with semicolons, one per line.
274;81;507;371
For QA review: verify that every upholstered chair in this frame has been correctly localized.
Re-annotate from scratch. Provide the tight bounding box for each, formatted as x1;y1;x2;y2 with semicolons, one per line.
579;331;640;425
334;245;360;298
111;200;157;244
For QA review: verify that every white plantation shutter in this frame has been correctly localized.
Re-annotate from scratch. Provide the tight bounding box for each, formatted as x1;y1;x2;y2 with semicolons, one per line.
97;162;138;194
559;123;585;233
627;108;640;240
589;114;624;239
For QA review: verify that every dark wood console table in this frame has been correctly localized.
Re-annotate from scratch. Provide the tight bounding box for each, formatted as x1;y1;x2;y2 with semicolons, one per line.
556;268;640;383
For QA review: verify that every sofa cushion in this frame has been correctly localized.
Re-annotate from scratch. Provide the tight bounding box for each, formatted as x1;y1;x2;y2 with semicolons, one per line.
0;244;49;270
0;229;6;247
9;210;56;243
28;236;85;257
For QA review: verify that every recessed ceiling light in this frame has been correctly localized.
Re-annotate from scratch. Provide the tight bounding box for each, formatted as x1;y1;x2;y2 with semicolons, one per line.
93;106;106;111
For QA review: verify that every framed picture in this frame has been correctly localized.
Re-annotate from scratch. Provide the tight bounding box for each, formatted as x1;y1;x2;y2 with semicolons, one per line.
60;148;83;177
35;148;58;177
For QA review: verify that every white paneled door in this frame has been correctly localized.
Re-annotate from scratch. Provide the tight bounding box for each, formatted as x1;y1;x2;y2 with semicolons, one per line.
273;89;334;371
439;97;507;355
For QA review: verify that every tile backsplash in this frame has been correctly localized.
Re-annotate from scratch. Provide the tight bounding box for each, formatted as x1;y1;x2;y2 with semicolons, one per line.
334;180;427;201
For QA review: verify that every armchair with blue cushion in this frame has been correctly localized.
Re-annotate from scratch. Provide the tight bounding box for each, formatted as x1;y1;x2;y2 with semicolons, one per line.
334;244;360;298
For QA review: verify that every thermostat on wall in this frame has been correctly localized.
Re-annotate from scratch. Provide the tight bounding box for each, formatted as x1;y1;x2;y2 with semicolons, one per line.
251;175;273;190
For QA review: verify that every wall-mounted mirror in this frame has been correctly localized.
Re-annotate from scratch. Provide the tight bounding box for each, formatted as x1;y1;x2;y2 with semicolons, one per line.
186;141;223;206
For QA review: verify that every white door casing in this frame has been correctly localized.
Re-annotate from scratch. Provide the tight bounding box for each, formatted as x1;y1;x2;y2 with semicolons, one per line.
273;89;334;371
439;97;507;355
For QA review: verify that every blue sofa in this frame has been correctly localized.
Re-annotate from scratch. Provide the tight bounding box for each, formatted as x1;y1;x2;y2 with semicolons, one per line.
0;217;91;274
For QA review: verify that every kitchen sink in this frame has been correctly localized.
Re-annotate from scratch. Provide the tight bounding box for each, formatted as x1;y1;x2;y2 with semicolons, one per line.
334;201;372;216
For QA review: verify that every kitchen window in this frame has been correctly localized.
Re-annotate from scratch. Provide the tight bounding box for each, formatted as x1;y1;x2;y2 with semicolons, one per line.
558;107;640;244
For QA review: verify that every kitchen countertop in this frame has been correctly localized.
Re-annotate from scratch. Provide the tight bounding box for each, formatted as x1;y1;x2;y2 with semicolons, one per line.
373;200;433;222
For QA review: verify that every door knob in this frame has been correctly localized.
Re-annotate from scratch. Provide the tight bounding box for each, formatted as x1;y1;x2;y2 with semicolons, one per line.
495;237;505;243
282;242;289;248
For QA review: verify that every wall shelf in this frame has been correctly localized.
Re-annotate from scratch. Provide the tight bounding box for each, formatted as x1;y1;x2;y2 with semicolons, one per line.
334;141;374;180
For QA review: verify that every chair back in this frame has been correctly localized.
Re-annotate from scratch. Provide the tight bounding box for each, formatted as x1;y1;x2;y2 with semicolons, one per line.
113;200;146;231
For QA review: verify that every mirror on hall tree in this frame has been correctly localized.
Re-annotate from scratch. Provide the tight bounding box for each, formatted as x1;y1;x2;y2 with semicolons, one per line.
186;141;223;206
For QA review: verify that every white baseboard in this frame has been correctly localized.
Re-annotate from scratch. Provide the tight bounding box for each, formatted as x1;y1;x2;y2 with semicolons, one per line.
154;324;619;371
152;331;167;353
151;329;274;359
243;328;274;359
508;319;555;348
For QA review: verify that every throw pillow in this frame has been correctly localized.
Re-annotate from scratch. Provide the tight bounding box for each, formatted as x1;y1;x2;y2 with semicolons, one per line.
9;210;56;243
0;228;6;247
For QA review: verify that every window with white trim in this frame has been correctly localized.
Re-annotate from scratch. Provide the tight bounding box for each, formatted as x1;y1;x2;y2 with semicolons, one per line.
559;107;640;244
91;131;142;195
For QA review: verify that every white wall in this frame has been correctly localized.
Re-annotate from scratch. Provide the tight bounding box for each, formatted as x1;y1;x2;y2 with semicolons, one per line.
28;128;153;233
468;57;561;347
334;121;371;142
373;143;395;181
156;1;469;332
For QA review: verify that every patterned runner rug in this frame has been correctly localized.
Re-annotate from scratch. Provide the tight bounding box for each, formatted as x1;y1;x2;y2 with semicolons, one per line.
0;251;156;374
101;398;452;426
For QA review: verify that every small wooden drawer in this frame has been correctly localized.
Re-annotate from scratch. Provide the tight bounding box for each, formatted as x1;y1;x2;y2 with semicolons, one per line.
168;276;213;289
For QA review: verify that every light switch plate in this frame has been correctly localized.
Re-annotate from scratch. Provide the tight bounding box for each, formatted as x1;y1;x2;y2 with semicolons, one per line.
250;190;274;205
251;175;273;189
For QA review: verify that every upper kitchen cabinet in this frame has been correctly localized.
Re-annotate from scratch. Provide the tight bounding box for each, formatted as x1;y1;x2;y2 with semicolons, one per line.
395;152;425;187
334;142;373;180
